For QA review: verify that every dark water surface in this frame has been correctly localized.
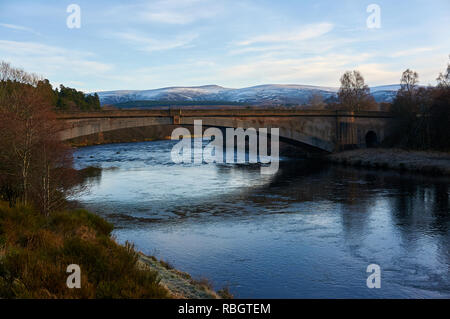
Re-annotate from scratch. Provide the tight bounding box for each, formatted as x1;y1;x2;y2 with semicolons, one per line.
73;140;450;298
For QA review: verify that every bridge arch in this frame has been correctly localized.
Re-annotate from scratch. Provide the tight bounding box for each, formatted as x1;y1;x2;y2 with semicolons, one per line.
365;131;378;148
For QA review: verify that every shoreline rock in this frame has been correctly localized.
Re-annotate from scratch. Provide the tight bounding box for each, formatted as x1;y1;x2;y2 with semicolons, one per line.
138;254;224;299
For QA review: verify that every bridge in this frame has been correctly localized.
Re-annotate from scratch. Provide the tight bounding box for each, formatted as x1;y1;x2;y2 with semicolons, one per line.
57;108;394;152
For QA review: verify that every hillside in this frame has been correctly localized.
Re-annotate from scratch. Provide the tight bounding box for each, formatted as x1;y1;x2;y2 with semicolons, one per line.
96;84;400;107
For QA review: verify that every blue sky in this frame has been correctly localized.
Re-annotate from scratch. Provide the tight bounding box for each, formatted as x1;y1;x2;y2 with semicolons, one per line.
0;0;449;92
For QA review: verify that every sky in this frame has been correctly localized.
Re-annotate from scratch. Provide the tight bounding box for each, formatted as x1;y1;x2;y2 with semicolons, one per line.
0;0;449;92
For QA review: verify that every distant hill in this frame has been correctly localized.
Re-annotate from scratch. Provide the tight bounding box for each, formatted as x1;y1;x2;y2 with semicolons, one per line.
112;100;249;109
96;84;401;107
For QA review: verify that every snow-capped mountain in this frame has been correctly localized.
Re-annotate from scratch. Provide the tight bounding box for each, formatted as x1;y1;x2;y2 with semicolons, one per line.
209;84;339;105
96;84;400;106
369;85;400;103
97;85;229;105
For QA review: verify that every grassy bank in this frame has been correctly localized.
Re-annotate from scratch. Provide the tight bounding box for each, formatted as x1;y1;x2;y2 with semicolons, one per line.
0;202;223;299
327;148;450;176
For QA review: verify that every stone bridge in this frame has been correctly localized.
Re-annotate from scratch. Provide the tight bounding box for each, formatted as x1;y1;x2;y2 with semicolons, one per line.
57;108;394;152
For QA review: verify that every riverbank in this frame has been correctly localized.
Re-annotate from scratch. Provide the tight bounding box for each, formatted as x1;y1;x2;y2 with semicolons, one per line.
327;148;450;175
0;202;226;299
138;254;229;299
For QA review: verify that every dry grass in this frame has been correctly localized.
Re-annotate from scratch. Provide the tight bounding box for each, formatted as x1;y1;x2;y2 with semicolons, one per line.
0;202;169;299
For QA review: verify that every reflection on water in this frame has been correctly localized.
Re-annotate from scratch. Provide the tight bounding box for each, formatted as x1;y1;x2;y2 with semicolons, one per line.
73;140;450;298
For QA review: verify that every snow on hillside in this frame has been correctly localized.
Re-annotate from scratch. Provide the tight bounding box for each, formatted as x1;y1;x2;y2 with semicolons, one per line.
369;84;401;92
369;85;400;103
97;84;400;106
97;85;230;104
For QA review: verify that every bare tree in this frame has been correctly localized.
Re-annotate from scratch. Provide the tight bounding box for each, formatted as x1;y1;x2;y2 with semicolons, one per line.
436;55;450;88
0;65;43;205
399;69;419;96
0;61;40;85
0;61;76;213
30;128;78;215
307;92;326;109
338;70;376;111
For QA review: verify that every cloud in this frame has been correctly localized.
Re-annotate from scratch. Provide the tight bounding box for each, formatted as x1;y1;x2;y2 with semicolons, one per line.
391;47;434;58
228;45;285;56
113;31;198;52
93;59;222;90
220;49;449;87
141;0;219;24
98;52;389;90
355;63;402;84
237;23;334;46
0;23;40;36
0;40;112;77
107;0;220;25
228;37;358;57
218;53;379;86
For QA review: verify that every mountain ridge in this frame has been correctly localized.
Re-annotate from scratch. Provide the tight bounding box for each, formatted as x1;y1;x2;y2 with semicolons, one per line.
96;84;401;106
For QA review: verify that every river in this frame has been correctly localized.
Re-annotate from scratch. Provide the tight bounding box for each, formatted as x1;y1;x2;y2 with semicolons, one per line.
73;140;450;298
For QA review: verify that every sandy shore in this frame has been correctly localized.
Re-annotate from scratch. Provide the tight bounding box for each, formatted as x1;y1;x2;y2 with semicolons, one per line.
327;148;450;175
138;254;225;299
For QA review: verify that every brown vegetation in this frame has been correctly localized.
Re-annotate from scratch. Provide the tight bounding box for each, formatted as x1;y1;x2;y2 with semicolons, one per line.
388;60;450;150
0;62;173;299
337;70;378;111
0;202;169;298
0;62;79;214
330;60;449;152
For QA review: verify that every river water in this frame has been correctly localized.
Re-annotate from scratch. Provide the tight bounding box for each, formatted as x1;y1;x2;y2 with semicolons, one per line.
73;140;450;298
